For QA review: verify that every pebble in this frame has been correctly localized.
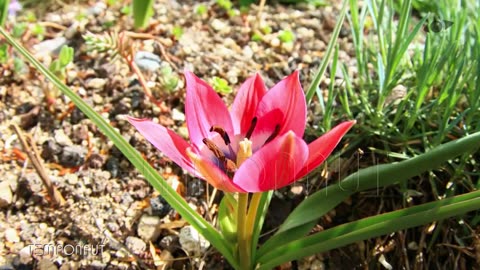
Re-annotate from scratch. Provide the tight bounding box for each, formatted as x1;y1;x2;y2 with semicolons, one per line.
33;37;67;56
134;51;162;72
54;129;73;146
0;181;13;208
270;37;281;47
171;108;185;122
211;19;227;32
137;215;162;242
87;153;104;169
4;228;20;243
86;78;107;90
69;107;85;124
149;195;171;218
65;173;78;185
125;236;146;255
92;94;104;105
104;157;120;178
59;145;87;168
178;226;210;254
18;246;33;264
158;235;179;251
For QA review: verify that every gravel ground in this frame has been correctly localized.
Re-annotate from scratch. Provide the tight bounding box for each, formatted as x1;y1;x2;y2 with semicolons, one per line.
0;0;358;269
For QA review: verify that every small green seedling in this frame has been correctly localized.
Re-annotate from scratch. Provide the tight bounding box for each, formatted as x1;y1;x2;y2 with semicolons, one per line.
211;76;232;94
172;26;184;40
49;45;74;82
278;30;295;43
195;4;207;16
159;64;180;92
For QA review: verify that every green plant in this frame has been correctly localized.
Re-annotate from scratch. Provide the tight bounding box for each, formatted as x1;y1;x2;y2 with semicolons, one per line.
31;23;45;40
211;76;233;94
132;0;154;29
48;45;74;81
172;25;183;40
2;0;480;268
195;3;208;16
278;29;295;43
159;64;180;92
0;43;7;63
216;0;237;17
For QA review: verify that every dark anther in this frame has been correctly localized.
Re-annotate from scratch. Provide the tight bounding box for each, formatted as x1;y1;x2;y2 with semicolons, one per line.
264;124;281;144
245;117;258;139
210;125;231;145
203;138;237;173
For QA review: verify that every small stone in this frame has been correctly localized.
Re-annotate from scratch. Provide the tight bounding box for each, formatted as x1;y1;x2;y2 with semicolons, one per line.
0;181;13;208
137;215;162;242
65;173;78;185
87;153;104;169
59;145;87;167
270;37;281;47
134;51;162;72
101;251;111;263
158;235;179;252
87;78;107;89
33;37;67;56
70;107;85;124
92;94;104;104
179;226;210;254
211;19;227;32
4;228;19;243
149;195;171;218
281;41;294;52
125;236;146;255
54;129;73;146
18;246;33;264
171;108;185;122
310;259;325;270
104;157;120;178
41;139;63;162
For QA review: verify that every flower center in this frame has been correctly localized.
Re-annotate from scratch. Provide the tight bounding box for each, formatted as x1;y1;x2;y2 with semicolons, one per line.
202;138;237;173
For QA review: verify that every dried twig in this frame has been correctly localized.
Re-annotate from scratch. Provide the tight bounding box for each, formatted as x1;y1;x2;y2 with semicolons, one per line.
11;124;66;206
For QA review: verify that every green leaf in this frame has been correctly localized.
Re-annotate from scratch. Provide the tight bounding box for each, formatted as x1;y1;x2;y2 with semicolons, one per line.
305;0;347;104
0;0;9;27
278;30;295;43
257;190;480;269
58;45;74;67
0;27;240;270
132;0;154;29
211;76;233;94
0;43;8;63
257;131;480;259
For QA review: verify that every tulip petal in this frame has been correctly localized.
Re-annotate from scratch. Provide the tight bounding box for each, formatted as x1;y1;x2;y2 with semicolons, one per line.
233;131;308;192
296;120;356;179
230;73;267;135
254;70;307;138
186;148;243;193
127;117;198;176
184;71;233;148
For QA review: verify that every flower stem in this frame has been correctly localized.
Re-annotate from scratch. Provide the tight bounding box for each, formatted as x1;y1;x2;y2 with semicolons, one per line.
237;192;250;269
245;192;262;265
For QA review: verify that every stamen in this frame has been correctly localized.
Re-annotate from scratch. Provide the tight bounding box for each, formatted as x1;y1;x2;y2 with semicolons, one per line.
210;125;231;145
202;138;237;173
203;138;224;159
245;117;258;139
264;124;281;144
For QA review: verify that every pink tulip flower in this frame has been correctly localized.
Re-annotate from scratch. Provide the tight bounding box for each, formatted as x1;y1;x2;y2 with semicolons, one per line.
128;71;355;193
